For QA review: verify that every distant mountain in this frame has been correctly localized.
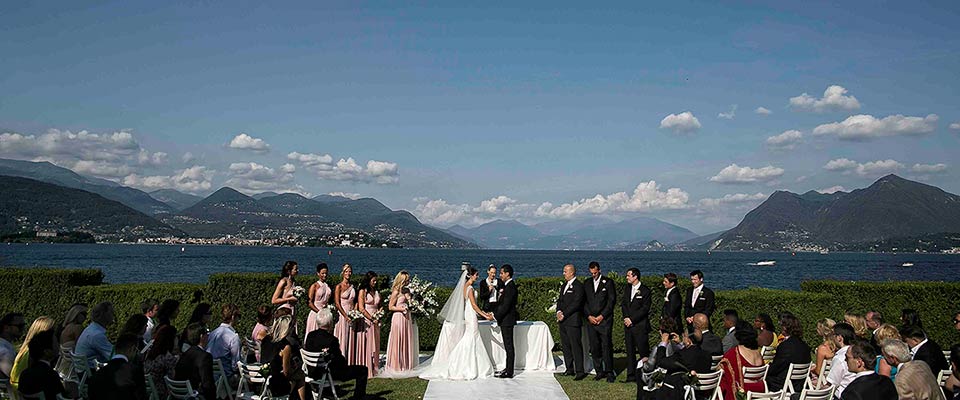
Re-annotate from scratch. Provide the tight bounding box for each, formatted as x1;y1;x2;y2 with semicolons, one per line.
679;230;728;249
149;189;202;211
252;191;280;200
532;217;617;236
0;158;174;215
312;194;352;203
717;174;960;251
459;220;544;249
0;175;183;239
555;216;699;248
450;216;699;249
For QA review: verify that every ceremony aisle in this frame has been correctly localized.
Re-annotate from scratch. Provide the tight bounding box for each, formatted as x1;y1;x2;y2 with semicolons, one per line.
423;371;569;400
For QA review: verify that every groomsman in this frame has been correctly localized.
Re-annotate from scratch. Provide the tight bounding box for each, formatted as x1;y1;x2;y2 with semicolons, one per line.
557;264;587;380
684;269;715;333
494;265;519;379
621;267;651;383
584;261;616;382
662;273;682;329
477;264;502;313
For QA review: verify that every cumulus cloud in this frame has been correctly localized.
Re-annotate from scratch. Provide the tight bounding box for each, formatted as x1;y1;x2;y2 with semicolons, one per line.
327;192;362;200
817;185;846;194
950;122;960;131
754;107;772;115
227;133;270;153
225;161;308;195
823;158;904;177
813;114;939;141
660;111;701;134
182;152;197;164
718;105;737;120
789;85;861;112
911;163;947;173
709;164;785;184
697;192;767;208
286;152;399;184
0;128;166;179
123;166;215;194
765;130;803;150
538;181;690;218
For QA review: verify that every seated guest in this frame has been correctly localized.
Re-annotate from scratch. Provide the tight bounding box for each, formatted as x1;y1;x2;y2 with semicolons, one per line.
180;302;212;348
144;325;179;400
10;316;55;390
754;313;777;348
260;315;306;400
88;333;148;400
206;304;242;379
719;321;765;400
119;314;149;352
845;312;869;340
841;340;898;400
252;305;273;343
901;308;924;331
651;330;712;400
142;299;159;343
873;324;901;379
0;313;26;379
902;325;949;373
945;345;959;399
76;302;116;365
640;318;682;390
60;304;88;349
865;311;883;349
304;309;368;400
810;318;837;378
693;313;722;356
17;329;66;400
721;309;739;353
174;323;215;400
765;314;811;392
156;299;181;331
826;322;858;398
953;311;960;332
880;339;945;400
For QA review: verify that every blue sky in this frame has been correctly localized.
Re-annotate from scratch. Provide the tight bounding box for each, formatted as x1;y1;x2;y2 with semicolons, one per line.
2;1;959;233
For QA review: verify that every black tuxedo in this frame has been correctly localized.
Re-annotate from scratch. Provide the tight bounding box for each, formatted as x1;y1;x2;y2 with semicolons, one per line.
683;285;715;331
174;346;216;400
840;373;898;400
584;276;617;375
662;287;682;329
912;339;949;373
557;278;585;375
765;336;812;392
304;329;367;399
495;279;519;376
477;277;503;313
698;330;723;356
648;344;712;400
88;357;147;400
18;360;65;400
622;282;652;381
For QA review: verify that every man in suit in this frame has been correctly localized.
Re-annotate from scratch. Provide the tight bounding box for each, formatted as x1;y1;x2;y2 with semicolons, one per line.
584;261;617;382
765;314;811;392
304;309;368;400
651;331;713;400
556;263;587;381
902;325;950;374
174;323;216;400
477;264;502;313
622;267;651;384
840;341;898;400
721;309;739;353
494;264;520;379
693;313;723;356
684;270;715;333
661;273;682;330
865;310;883;349
879;339;946;400
17;329;66;400
88;333;147;400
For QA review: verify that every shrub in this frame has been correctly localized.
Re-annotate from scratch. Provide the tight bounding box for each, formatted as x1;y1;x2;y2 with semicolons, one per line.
0;268;103;325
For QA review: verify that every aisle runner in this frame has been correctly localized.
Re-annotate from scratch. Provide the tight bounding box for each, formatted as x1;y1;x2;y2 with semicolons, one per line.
423;371;569;400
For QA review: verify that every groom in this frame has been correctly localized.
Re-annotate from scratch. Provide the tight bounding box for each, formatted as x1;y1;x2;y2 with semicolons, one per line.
491;264;518;378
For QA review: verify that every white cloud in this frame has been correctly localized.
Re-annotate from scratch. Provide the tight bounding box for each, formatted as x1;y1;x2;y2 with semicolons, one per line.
709;164;785;184
911;163;947;173
823;158;904;177
718;105;737;120
817;185;846;194
72;160;134;178
227;133;270;153
287;151;333;166
0;128;162;179
538;181;690;218
754;107;772;115
182;152;197;164
123;166;215;194
137;149;168;166
812;114;938;141
327;192;362;200
225;161;308;195
789;85;861;112
365;160;400;184
286;151;399;184
659;111;701;134
950;122;960;131
697;192;767;208
765;130;803;150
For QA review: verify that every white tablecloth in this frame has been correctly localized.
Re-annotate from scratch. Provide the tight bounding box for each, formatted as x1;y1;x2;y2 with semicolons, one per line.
478;320;558;371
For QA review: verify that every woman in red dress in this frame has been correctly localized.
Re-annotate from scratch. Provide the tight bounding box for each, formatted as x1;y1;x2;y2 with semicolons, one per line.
720;320;766;399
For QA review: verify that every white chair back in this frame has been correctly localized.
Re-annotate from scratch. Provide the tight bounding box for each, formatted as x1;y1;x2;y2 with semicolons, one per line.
742;364;769;384
798;385;835;400
761;346;776;364
938;369;952;399
784;362;812;393
236;361;271;400
710;355;723;371
212;359;234;399
746;390;784;400
944;350;951;363
54;345;73;379
690;369;723;400
815;359;832;389
144;373;160;400
300;349;339;400
67;351;94;398
243;338;260;363
163;376;198;400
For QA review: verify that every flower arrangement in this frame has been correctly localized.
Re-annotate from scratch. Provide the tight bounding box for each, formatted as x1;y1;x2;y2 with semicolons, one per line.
347;309;365;321
406;275;440;318
545;289;560;313
292;285;306;298
372;308;386;321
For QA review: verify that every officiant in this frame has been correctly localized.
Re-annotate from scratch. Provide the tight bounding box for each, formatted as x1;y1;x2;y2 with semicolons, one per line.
478;264;502;313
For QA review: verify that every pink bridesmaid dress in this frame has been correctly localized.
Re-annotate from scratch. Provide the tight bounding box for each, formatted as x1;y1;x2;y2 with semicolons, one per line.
352;291;381;377
304;282;331;335
385;292;419;372
334;285;356;358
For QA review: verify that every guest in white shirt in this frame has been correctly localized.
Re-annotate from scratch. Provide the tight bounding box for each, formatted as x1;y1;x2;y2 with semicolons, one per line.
206;304;242;379
141;299;158;343
0;313;25;379
826;322;858;398
75;302;116;365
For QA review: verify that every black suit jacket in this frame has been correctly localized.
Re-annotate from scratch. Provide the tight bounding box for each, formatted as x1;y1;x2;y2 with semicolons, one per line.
88;357;147;400
621;283;651;331
699;330;723;356
655;343;712;374
765;336;812;392
556;279;584;328
683;285;715;319
174;346;216;400
913;340;949;373
18;360;65;400
477;277;502;306
304;329;348;378
583;276;616;323
840;373;899;400
662;287;682;326
494;279;519;327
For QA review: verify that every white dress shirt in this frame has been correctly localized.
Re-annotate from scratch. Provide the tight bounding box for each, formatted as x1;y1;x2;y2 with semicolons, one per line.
630;282;642;300
486;278;498;302
563;277;574;293
827;345;856;398
910;338;928;357
593;277;601;292
0;338;14;378
75;322;113;364
691;285;703;307
144;316;156;342
206;323;241;377
664;286;674;301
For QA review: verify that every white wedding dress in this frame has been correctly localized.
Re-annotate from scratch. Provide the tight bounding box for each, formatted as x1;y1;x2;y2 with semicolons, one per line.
420;286;495;380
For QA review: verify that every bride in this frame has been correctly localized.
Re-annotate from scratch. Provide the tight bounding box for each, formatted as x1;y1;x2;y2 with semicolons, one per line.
419;264;497;380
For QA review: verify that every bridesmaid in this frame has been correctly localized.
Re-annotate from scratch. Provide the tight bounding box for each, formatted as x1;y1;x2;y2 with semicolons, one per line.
305;263;331;336
333;264;356;359
271;260;299;317
386;270;419;372
354;271;382;377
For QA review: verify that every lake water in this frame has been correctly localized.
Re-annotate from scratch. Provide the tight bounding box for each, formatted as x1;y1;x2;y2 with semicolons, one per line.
2;243;959;289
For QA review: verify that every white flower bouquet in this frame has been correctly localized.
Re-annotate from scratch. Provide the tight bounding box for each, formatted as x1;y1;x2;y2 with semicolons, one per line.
545;289;560;313
406;275;440;318
372;309;386;321
347;309;365;321
292;285;306;297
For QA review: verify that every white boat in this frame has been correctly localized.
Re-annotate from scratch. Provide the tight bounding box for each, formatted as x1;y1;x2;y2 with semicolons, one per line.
756;260;776;266
820;250;829;255
901;262;914;267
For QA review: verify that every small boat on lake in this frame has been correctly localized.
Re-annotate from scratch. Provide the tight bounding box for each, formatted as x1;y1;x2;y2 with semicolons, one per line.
756;260;776;266
901;262;914;267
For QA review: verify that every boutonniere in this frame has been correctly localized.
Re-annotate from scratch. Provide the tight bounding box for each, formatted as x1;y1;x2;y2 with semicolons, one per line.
601;287;607;292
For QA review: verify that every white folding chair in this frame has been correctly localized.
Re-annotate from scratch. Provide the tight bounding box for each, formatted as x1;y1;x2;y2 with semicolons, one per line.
742;364;769;387
814;359;832;389
761;346;776;364
783;362;812;394
213;359;235;399
944;350;951;363
235;361;271;400
300;349;339;400
54;345;73;379
66;352;95;399
144;373;160;400
163;376;199;400
797;385;834;400
710;355;723;371
687;369;723;400
746;390;784;400
938;369;952;399
243;338;260;363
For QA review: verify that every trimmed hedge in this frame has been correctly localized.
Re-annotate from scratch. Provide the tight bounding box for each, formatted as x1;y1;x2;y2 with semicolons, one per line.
0;268;103;326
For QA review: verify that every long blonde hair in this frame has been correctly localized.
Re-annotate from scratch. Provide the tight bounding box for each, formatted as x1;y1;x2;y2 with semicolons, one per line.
874;323;900;343
16;316;56;363
391;270;409;293
844;312;868;338
268;315;293;343
816;318;838;352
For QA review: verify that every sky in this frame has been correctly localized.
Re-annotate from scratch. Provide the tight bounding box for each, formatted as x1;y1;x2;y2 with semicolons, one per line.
2;1;959;234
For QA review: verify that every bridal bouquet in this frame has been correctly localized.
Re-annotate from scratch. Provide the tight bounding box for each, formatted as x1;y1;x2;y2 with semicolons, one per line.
406;275;440;318
347;309;365;321
292;285;306;298
545;289;560;313
372;309;386;321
